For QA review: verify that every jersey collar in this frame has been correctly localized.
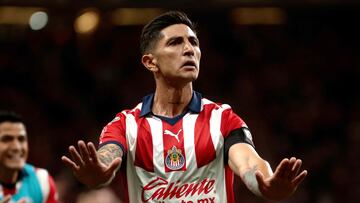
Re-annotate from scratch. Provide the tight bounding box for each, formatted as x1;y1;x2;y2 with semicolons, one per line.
140;91;202;117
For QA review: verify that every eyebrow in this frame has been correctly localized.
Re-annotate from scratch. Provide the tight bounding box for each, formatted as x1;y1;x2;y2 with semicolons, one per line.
166;35;199;45
0;134;26;138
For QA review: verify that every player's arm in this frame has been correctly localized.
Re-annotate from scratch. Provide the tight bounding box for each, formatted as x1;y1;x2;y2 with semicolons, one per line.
96;143;123;184
61;141;122;188
228;143;307;200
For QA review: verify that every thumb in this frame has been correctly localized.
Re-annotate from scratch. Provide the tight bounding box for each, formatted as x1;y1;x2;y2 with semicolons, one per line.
255;170;266;187
107;157;122;173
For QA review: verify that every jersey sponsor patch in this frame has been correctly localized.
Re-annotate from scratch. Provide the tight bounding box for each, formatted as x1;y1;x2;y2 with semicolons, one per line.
165;146;185;170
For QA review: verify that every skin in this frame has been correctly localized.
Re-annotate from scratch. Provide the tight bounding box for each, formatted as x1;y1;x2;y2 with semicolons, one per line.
229;143;307;200
0;122;28;203
62;23;307;200
142;24;201;117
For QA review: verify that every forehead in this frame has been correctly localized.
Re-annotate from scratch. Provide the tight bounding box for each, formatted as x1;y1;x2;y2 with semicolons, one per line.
160;24;197;40
0;122;26;137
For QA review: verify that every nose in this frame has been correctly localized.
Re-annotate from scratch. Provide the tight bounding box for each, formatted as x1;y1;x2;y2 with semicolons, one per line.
183;40;194;56
9;139;22;151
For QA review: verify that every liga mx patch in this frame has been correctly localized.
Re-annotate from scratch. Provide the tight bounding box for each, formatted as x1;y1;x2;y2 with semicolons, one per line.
165;146;185;171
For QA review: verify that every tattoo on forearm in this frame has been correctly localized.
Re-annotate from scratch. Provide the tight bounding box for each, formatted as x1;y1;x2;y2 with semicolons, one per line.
243;165;262;197
97;144;123;166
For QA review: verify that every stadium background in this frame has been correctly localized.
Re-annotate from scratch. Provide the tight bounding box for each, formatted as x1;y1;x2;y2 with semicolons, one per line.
0;1;359;202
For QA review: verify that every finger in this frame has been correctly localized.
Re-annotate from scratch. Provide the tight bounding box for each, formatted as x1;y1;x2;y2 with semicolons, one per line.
106;157;122;173
78;140;91;163
255;170;266;187
61;155;80;170
274;158;290;178
69;146;84;166
87;142;99;164
284;157;297;178
289;159;302;179
292;170;308;186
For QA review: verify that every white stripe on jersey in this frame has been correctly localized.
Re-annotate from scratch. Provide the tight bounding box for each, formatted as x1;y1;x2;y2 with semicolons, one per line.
147;116;164;175
36;168;50;203
125;108;140;203
183;113;198;174
125;112;138;161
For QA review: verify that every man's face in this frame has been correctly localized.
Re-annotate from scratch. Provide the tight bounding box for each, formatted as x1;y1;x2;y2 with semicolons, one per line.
0;122;28;171
151;24;201;85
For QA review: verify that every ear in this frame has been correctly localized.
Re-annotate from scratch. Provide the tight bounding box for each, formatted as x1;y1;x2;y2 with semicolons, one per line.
142;54;158;73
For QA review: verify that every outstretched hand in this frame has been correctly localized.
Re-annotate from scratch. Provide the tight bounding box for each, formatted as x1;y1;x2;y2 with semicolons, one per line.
255;157;307;200
61;140;121;188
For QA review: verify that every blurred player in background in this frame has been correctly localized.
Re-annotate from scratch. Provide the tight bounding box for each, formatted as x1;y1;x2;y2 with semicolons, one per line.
62;11;307;202
0;111;58;203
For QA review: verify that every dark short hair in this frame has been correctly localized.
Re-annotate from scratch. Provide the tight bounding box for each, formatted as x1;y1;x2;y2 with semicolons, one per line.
140;11;196;55
0;110;23;124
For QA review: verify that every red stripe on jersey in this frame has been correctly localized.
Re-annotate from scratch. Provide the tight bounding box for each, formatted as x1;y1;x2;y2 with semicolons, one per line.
225;164;235;203
162;120;186;172
45;175;59;203
134;117;154;172
194;104;216;168
220;108;245;138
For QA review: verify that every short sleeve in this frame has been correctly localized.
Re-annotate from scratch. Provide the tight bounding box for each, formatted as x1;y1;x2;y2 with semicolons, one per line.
220;108;248;138
99;113;127;152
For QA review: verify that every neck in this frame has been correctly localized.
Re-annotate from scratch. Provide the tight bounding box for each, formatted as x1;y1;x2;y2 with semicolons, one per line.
0;167;19;184
153;83;193;117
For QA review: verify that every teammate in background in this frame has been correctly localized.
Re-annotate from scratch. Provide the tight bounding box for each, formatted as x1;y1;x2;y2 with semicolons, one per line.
0;111;58;203
62;11;307;202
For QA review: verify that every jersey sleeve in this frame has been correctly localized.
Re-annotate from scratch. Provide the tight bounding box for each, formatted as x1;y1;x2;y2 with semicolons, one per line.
220;107;254;145
220;107;248;137
99;112;127;152
221;107;255;162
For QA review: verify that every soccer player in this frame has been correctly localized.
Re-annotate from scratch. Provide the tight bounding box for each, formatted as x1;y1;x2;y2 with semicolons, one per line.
0;111;58;203
62;11;307;202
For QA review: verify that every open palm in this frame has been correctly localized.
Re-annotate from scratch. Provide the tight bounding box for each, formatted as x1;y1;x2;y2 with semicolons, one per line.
61;141;121;188
256;157;308;200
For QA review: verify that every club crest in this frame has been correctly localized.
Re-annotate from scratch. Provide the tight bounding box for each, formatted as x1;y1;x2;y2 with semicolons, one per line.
165;146;185;170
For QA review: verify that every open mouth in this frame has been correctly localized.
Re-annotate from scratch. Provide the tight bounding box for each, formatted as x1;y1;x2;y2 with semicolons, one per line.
182;60;196;68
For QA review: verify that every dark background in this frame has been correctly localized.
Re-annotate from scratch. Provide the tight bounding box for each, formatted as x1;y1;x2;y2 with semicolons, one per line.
1;1;359;202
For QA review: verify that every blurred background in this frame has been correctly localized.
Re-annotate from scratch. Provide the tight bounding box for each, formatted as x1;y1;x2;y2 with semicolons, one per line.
1;0;359;202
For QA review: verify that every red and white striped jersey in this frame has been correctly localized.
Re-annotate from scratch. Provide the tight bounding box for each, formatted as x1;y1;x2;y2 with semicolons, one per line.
99;92;252;203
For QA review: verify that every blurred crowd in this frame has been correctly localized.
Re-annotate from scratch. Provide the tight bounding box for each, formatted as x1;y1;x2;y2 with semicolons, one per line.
0;8;359;203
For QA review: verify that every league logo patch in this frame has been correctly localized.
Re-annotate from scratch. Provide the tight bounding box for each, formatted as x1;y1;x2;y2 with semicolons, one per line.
165;146;185;170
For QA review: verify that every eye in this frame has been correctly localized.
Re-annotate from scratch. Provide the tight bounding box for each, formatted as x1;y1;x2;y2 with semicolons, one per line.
0;135;13;143
189;37;199;46
18;136;27;143
168;37;183;46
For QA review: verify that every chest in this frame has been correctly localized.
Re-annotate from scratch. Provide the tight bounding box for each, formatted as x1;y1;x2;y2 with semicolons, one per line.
126;114;224;173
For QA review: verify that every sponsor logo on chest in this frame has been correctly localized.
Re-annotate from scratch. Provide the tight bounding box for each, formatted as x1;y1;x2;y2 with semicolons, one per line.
141;177;216;203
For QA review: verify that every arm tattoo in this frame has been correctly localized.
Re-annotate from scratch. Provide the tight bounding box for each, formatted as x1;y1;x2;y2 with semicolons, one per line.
97;144;123;166
243;165;262;197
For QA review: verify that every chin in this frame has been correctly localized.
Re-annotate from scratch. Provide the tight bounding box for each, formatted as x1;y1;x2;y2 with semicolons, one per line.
5;161;26;170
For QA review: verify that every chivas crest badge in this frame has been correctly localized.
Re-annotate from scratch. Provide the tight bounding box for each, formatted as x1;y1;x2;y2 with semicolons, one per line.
165;146;185;170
